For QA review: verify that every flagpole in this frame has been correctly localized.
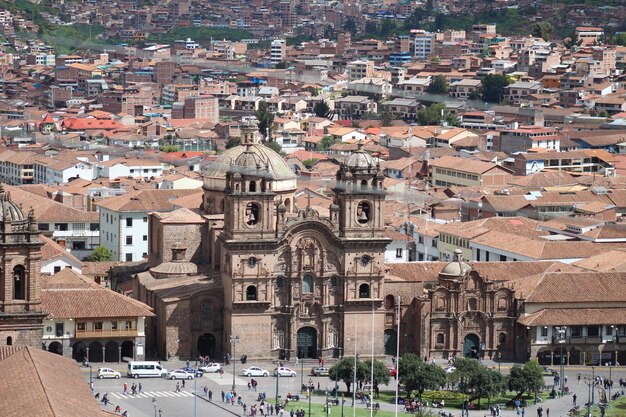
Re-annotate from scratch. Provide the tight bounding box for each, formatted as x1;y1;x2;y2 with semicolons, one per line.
370;300;375;417
394;296;401;417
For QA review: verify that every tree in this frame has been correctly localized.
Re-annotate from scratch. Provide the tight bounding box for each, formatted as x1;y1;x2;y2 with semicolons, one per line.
404;8;424;30
319;136;336;151
473;367;505;409
481;74;510;103
381;109;393;126
508;361;544;399
531;22;554;41
265;141;282;154
329;357;367;393
314;101;330;118
159;145;179;152
302;158;319;169
226;137;240;149
255;101;274;140
87;246;113;262
427;75;450;95
398;353;446;399
361;359;391;388
416;103;456;126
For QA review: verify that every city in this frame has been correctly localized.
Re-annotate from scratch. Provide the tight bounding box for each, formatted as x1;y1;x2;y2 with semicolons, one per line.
1;0;626;416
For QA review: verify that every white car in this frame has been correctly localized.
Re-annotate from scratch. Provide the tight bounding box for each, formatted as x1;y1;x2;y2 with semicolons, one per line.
242;366;270;377
97;367;121;379
274;366;296;377
199;363;222;373
167;369;195;380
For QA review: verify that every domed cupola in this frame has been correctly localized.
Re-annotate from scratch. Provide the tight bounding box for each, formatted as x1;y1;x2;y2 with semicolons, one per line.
439;248;471;280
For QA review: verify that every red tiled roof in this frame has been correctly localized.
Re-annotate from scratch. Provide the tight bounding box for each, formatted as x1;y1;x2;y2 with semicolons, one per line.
62;117;125;131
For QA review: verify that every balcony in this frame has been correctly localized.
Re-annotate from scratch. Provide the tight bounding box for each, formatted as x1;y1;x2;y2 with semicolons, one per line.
75;329;138;339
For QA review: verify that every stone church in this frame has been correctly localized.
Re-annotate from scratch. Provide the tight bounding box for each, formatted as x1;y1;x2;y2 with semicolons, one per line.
134;119;392;360
0;185;46;349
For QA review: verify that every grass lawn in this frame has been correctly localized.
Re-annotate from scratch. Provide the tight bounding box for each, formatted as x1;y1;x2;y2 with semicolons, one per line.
590;396;626;417
283;401;435;417
375;390;551;410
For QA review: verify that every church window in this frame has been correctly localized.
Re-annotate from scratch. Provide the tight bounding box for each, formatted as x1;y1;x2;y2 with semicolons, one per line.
498;333;506;345
361;180;368;190
6;337;12;346
357;201;371;224
246;286;257;301
201;302;212;317
247;257;257;268
436;333;445;344
302;275;313;293
359;283;370;299
497;297;508;311
385;295;395;310
330;276;338;287
435;297;446;311
246;203;260;226
468;298;477;311
276;277;284;288
249;181;257;192
13;265;25;300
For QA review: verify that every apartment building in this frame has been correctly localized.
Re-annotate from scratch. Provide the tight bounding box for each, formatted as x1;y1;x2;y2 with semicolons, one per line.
270;39;286;66
347;60;375;82
499;126;561;154
412;30;434;59
429;155;513;188
333;96;377;118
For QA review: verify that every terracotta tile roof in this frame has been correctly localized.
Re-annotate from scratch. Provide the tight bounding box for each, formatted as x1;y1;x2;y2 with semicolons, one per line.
430;155;510;175
153;207;205;223
0;346;113;416
519;308;626;326
96;189;198;212
42;269;154;319
40;236;82;265
81;261;123;276
62;117;125;131
526;271;626;303
7;185;98;223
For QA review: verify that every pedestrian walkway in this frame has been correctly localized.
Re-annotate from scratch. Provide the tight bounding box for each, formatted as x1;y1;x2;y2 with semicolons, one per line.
108;390;196;399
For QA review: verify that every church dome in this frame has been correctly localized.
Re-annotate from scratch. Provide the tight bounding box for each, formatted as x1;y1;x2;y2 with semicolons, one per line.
440;248;471;278
345;142;376;170
203;119;296;193
150;261;198;279
0;185;26;223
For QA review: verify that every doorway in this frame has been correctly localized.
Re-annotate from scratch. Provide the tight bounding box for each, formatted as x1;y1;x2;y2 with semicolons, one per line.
297;327;317;359
197;333;217;358
463;334;480;358
384;329;397;355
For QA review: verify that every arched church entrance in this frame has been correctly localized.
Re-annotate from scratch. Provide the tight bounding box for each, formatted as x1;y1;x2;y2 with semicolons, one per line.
463;334;480;358
384;329;397;355
297;327;317;359
197;333;216;358
48;341;63;356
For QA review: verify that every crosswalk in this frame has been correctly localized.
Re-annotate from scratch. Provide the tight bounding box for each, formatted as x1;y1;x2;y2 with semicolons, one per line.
108;391;196;399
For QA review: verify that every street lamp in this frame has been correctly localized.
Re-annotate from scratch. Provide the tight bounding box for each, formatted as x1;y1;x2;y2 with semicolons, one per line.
308;386;312;417
555;326;567;396
325;388;329;417
89;364;93;385
341;397;345;417
230;336;240;391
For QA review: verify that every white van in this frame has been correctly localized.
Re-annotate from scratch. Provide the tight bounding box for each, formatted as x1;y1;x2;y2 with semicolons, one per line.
127;361;167;378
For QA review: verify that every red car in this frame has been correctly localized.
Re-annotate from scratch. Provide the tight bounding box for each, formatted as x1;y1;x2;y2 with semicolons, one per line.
385;365;397;377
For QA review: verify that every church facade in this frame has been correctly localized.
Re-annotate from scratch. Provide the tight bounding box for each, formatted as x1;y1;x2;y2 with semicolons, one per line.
134;120;391;360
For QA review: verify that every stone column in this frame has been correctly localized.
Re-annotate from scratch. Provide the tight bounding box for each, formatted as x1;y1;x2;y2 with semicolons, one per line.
567;352;571;366
119;346;122;363
550;351;554;366
102;346;106;363
86;347;90;362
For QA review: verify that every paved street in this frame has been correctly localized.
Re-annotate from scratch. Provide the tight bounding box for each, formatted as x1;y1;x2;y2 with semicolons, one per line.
81;359;626;417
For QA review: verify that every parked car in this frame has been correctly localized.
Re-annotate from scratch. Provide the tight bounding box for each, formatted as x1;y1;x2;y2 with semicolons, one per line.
97;367;121;379
199;363;222;373
182;366;203;377
242;366;270;377
274;366;296;377
310;366;329;376
167;369;195;380
385;365;397;377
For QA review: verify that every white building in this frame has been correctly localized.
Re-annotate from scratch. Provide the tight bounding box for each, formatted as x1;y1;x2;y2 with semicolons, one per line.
412;30;434;59
270;39;286;67
384;228;410;263
97;189;197;262
94;158;164;181
40;236;84;275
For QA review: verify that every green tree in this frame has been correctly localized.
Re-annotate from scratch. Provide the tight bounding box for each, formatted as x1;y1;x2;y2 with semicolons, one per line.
508;361;544;398
159;145;179;152
302;158;319;169
404;8;424;30
314;101;330;118
226;137;240;149
473;367;506;408
481;74;510;103
265;141;282;153
361;359;391;388
531;22;554;41
255;101;274;140
427;75;450;95
417;103;456;126
329;357;367;393
319;136;337;151
381;109;394;126
87;246;113;262
398;353;446;399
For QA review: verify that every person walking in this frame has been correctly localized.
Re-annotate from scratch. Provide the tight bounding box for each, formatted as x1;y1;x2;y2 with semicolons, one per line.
209;390;213;401
546;408;549;417
182;379;185;388
221;390;225;402
295;356;299;366
138;383;142;394
175;382;181;393
573;394;577;406
123;382;128;395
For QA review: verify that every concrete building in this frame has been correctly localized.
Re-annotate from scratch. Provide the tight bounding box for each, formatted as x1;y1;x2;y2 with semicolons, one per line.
412;30;434;59
270;39;286;67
